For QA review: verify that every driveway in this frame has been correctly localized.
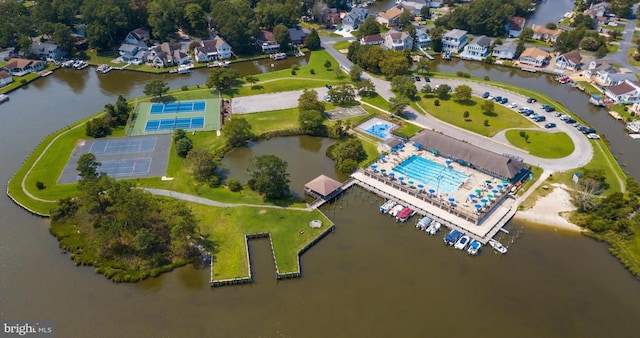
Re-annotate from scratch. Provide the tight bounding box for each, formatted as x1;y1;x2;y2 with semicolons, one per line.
231;87;329;114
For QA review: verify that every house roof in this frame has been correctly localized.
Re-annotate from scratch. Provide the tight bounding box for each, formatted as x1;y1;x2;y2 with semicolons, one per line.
531;25;560;36
493;41;516;52
384;138;402;148
256;30;276;42
119;43;140;53
3;59;42;70
387;30;410;41
288;27;307;42
362;34;384;43
520;47;550;60
561;50;581;65
380;6;403;20
510;17;526;31
31;41;59;54
0;70;10;79
410;130;527;180
607;82;636;95
471;35;491;48
444;29;467;40
305;175;342;197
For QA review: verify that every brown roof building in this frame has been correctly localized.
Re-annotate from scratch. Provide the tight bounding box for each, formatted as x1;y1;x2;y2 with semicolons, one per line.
305;175;343;199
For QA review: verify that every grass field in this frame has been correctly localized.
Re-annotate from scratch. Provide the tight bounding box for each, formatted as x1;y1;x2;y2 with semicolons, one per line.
505;130;575;158
577;81;601;95
242;108;301;135
416;96;536;136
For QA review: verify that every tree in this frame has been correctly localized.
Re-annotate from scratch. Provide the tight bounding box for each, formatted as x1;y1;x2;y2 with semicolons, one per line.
481;99;495;115
186;149;219;186
324;60;332;69
399;10;413;27
420;6;431;19
299;110;325;135
273;24;291;52
245;75;259;89
515;39;526;58
206;68;240;92
434;84;451;99
224;117;253;147
389;96;409;116
305;29;321;50
519;27;533;41
545;22;558;30
379;51;410;78
416;57;430;74
430;26;445;53
595;45;608;58
349;64;363;82
463;111;470;119
391;75;417;99
148;0;176;40
173;129;187;143
184;3;207;36
298;89;325;113
77;153;101;182
328;84;356;106
52;23;74;55
144;80;170;101
327;138;367;173
86;117;111;138
175;137;193;157
355;79;376;97
356;16;381;37
247;154;291;200
210;0;257;54
421;84;432;95
453;84;473;101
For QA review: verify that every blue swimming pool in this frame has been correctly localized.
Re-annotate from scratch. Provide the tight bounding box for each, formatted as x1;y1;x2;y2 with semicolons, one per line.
364;121;392;139
393;155;469;195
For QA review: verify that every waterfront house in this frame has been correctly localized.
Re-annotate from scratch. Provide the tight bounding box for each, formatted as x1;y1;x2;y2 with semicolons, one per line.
0;70;13;87
125;28;150;45
118;42;147;64
398;0;428;11
604;80;640;104
361;34;385;46
377;6;404;27
429;0;444;8
383;30;413;51
554;50;582;71
442;29;468;53
506;17;526;38
342;8;368;31
288;27;307;45
589;1;611;17
585;60;638;86
194;36;232;62
629;101;640;116
29;40;64;61
460;35;491;60
1;59;45;76
414;28;431;50
518;47;550;67
531;24;561;43
492;41;517;60
255;30;280;53
147;42;191;67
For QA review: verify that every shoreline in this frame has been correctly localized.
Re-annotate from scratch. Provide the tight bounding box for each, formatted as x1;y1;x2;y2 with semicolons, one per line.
515;184;583;232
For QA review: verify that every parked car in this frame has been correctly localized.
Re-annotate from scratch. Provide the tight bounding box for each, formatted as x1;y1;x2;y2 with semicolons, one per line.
324;95;331;102
424;76;430;82
482;91;490;98
527;97;537;103
533;115;546;122
325;84;332;89
415;76;421;81
493;96;502;102
541;104;550;110
587;133;601;139
565;118;576;124
509;102;518;108
559;114;571;121
582;128;596;134
544;122;556;128
544;106;555;112
500;97;508;104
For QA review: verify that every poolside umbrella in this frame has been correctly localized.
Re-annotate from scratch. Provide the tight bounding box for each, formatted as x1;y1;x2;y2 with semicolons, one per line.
448;197;455;203
380;154;386;159
502;179;508;185
475;204;482;209
398;177;404;182
371;164;378;169
408;181;414;185
414;143;422;149
428;189;435;196
487;194;494;199
475;189;482;195
469;194;476;199
492;189;499;194
398;143;404;149
432;149;438;154
497;184;503;189
381;169;386;173
417;184;424;191
389;173;395;178
481;198;488;205
446;159;452;165
485;180;492;184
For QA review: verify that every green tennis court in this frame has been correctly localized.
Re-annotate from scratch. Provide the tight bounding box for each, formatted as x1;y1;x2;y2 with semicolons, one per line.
129;98;221;136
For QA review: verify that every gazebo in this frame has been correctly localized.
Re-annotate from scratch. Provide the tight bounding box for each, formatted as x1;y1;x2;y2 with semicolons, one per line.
304;175;343;200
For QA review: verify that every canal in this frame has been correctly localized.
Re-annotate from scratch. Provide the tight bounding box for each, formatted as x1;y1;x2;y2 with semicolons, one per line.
1;54;640;336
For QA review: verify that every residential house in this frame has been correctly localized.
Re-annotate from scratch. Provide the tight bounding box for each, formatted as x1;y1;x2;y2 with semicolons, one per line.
383;30;413;51
377;6;404;27
0;70;13;87
1;59;45;76
397;3;417;15
147;42;191;67
414;28;431;50
360;34;385;46
531;24;561;43
255;30;280;53
507;17;526;38
322;8;342;28
603;79;640;104
125;28;150;45
596;69;638;86
460;35;491;60
118;42;147;64
30;40;64;60
398;0;428;11
518;47;550;67
554;50;582;71
590;1;610;17
429;0;444;8
442;29;468;53
342;8;368;31
288;27;307;45
629;101;640;116
194;36;232;62
492;41;517;60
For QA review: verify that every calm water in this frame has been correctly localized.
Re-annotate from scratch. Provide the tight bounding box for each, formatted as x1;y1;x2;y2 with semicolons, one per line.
527;0;575;27
1;54;640;336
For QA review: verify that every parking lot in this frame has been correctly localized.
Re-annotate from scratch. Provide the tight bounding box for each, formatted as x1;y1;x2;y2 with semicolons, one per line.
231;87;329;114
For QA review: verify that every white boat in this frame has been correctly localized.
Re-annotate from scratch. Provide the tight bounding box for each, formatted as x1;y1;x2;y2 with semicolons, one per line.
270;52;287;60
467;240;481;255
427;221;441;235
489;239;508;254
389;204;404;217
380;200;396;213
177;64;191;74
96;64;112;74
74;61;88;70
62;60;75;68
416;216;431;230
627;121;640;134
0;94;9;104
454;235;470;250
589;95;604;107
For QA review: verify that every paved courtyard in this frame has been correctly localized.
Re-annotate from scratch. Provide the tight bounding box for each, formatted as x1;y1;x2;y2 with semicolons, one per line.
231;87;329;114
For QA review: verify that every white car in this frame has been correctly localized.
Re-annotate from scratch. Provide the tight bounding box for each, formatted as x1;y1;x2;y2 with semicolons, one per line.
587;133;601;139
509;103;518;108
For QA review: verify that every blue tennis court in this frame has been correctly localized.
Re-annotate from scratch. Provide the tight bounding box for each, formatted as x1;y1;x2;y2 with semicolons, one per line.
144;117;205;132
89;137;156;155
150;101;206;114
98;158;152;177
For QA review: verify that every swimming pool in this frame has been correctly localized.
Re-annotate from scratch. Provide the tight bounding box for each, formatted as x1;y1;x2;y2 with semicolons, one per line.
364;121;392;139
393;155;469;195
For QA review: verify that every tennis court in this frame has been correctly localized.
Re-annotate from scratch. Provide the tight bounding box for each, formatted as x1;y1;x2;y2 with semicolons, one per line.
99;158;152;177
144;117;205;132
150;100;206;114
324;106;368;120
90;138;156;155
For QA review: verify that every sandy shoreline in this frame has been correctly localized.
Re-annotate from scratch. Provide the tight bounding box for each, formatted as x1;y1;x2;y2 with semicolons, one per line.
515;184;583;232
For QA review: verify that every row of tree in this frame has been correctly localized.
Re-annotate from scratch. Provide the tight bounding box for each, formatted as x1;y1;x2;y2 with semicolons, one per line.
86;95;131;138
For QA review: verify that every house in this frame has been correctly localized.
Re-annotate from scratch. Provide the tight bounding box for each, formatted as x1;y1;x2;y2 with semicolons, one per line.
590;1;611;17
322;8;342;28
531;24;561;43
629;101;640;116
460;35;491;60
596;69;638;86
518;47;550;67
0;70;13;87
492;41;517;60
288;27;307;45
255;30;280;53
442;29;468;53
342;8;368;31
603;79;640;104
507;17;526;38
398;0;428;11
194;36;232;62
414;28;431;50
377;6;404;27
429;0;444;8
361;34;385;46
555;50;582;71
125;28;150;45
383;30;413;51
30;40;64;60
118;42;147;64
2;59;45;76
147;42;191;67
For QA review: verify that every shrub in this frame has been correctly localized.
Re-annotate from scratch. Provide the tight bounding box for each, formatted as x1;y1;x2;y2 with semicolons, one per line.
324;60;332;69
434;99;440;106
484;76;490;81
484;119;489;126
519;131;526;138
291;69;297;75
310;68;315;75
227;179;242;192
463;111;470;119
456;71;470;78
175;137;193;157
36;181;45;190
181;85;189;91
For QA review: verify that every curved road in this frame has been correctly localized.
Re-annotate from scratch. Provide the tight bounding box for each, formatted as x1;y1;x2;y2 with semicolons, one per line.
604;3;640;70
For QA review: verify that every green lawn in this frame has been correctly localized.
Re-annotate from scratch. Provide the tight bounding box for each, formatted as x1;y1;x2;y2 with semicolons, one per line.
332;40;351;51
360;93;391;111
416;96;537;136
393;121;423;139
0;64;57;94
242;108;300;135
577;81;601;95
505;130;575;158
627;48;640;68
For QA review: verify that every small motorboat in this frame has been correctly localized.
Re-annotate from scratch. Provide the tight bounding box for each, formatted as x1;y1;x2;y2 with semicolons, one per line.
389;204;404;217
396;207;415;222
427;221;441;235
467;240;481;255
0;94;9;104
489;240;508;254
416;216;431;230
444;229;462;246
454;235;470;250
380;200;396;213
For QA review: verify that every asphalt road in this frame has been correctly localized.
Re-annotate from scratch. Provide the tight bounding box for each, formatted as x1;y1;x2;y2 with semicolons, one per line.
604;3;640;70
